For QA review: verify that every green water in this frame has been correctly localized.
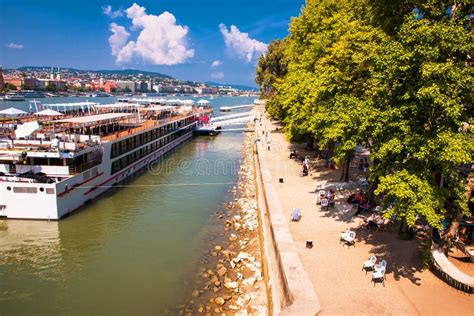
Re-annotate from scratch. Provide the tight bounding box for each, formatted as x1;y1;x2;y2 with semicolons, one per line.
0;96;252;314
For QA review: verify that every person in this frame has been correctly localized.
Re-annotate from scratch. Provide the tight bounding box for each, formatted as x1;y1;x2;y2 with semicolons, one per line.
289;150;297;159
327;189;335;206
363;158;369;173
358;159;364;172
301;163;308;176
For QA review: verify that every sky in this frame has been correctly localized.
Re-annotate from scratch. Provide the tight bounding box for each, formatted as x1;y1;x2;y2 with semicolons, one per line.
0;0;305;87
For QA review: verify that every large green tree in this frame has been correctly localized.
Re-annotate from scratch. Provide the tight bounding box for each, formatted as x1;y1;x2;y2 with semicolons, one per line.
259;0;473;232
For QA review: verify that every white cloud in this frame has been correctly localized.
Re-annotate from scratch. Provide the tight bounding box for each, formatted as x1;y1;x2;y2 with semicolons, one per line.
109;23;130;59
102;5;123;18
6;42;23;49
108;3;194;66
219;24;267;63
211;60;222;67
211;72;224;79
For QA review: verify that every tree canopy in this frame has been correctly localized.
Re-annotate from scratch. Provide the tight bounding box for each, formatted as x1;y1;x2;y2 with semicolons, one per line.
258;0;473;230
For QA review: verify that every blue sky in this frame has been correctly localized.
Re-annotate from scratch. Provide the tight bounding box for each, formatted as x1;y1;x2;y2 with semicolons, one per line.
0;0;304;87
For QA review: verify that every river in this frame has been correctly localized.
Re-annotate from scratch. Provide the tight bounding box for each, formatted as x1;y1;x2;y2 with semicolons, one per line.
0;96;254;314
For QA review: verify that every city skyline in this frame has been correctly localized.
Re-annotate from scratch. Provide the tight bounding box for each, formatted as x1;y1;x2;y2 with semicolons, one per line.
0;0;304;87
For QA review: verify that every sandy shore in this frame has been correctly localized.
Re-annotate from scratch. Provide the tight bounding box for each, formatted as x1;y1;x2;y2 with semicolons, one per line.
254;104;473;315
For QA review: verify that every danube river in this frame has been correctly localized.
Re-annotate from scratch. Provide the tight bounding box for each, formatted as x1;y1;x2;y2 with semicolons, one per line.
0;96;253;314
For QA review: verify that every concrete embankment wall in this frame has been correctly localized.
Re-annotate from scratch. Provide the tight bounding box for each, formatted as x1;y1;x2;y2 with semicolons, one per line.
253;133;321;315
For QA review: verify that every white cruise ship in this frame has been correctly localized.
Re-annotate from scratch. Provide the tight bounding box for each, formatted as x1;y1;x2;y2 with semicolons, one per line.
0;102;204;220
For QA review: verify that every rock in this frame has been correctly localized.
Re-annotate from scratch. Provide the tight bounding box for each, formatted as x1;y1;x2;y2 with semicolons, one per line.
215;297;225;305
222;250;231;259
202;272;209;278
224;281;238;289
213;287;220;293
210;276;219;283
207;269;215;276
217;266;227;277
197;306;204;314
228;305;239;311
236;297;245;306
210;252;217;257
191;290;200;298
214;245;222;251
229;233;238;241
243;277;256;286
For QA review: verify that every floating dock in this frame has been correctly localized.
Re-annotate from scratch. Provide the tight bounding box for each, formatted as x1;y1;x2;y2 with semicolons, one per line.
220;104;254;112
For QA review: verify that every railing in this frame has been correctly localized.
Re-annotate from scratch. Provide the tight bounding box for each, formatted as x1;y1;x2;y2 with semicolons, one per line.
68;160;102;175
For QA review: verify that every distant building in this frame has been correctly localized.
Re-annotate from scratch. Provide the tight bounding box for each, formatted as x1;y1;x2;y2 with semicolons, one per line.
139;81;148;93
0;65;4;89
4;77;38;90
115;80;137;93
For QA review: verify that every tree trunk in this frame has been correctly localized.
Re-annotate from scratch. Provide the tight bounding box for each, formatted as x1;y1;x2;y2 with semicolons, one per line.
368;176;379;204
344;156;350;182
339;160;346;182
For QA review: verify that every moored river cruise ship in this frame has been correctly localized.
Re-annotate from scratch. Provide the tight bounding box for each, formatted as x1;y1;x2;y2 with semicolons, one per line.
0;102;203;220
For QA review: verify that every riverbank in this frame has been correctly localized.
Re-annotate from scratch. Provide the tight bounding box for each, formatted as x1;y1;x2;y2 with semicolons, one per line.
184;129;267;315
253;104;473;314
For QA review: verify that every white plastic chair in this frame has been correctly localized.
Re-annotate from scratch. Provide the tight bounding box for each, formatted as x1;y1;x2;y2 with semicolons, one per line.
321;198;329;209
372;267;386;286
343;231;356;247
374;259;387;272
362;256;377;274
340;230;349;243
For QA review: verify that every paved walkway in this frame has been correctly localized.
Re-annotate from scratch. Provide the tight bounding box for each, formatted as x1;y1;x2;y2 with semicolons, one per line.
255;106;473;315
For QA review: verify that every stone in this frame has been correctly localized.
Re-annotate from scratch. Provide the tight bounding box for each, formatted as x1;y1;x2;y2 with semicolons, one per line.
213;287;220;293
229;234;238;241
243;277;256;286
217;266;227;277
224;281;238;289
228;305;239;311
191;290;200;298
207;269;215;275
214;245;222;251
215;297;225;305
197;306;204;313
210;252;217;257
210;276;219;283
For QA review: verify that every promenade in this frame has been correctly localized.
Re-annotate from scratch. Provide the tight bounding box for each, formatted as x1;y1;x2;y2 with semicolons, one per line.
254;105;473;315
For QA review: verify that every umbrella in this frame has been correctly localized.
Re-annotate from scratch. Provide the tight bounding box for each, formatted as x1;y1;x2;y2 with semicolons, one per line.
0;107;27;116
34;109;64;116
197;99;210;105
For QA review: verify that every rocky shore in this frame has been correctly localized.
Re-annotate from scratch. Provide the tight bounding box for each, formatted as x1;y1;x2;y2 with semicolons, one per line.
180;128;267;315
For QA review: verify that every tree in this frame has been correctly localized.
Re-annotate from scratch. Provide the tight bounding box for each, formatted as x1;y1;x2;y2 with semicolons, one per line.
45;84;57;92
256;39;288;98
259;0;473;232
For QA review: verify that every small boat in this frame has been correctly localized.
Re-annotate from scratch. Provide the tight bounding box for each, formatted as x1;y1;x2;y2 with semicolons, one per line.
5;91;26;101
195;125;221;136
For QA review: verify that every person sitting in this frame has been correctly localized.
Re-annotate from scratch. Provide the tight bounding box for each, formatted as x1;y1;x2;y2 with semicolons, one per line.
327;189;335;206
289;150;297;159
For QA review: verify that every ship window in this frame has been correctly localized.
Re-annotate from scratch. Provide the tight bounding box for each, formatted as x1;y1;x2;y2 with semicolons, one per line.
7;186;11;191
39;187;45;192
46;188;55;194
13;187;37;194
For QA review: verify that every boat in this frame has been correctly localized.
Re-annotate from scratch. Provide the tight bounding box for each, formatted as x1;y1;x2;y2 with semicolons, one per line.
0;102;208;220
21;90;45;98
195;125;222;136
93;92;111;97
4;91;25;101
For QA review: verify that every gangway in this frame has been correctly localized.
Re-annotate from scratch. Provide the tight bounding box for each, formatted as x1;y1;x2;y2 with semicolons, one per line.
210;111;253;123
220;104;254;112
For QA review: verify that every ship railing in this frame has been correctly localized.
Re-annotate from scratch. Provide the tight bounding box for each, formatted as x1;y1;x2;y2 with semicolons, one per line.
68;160;102;175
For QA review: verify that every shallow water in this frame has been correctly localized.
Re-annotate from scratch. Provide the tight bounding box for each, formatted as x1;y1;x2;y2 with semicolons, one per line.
0;96;253;314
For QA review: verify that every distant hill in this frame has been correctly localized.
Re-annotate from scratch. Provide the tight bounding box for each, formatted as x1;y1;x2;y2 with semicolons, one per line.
205;81;258;92
15;66;173;79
